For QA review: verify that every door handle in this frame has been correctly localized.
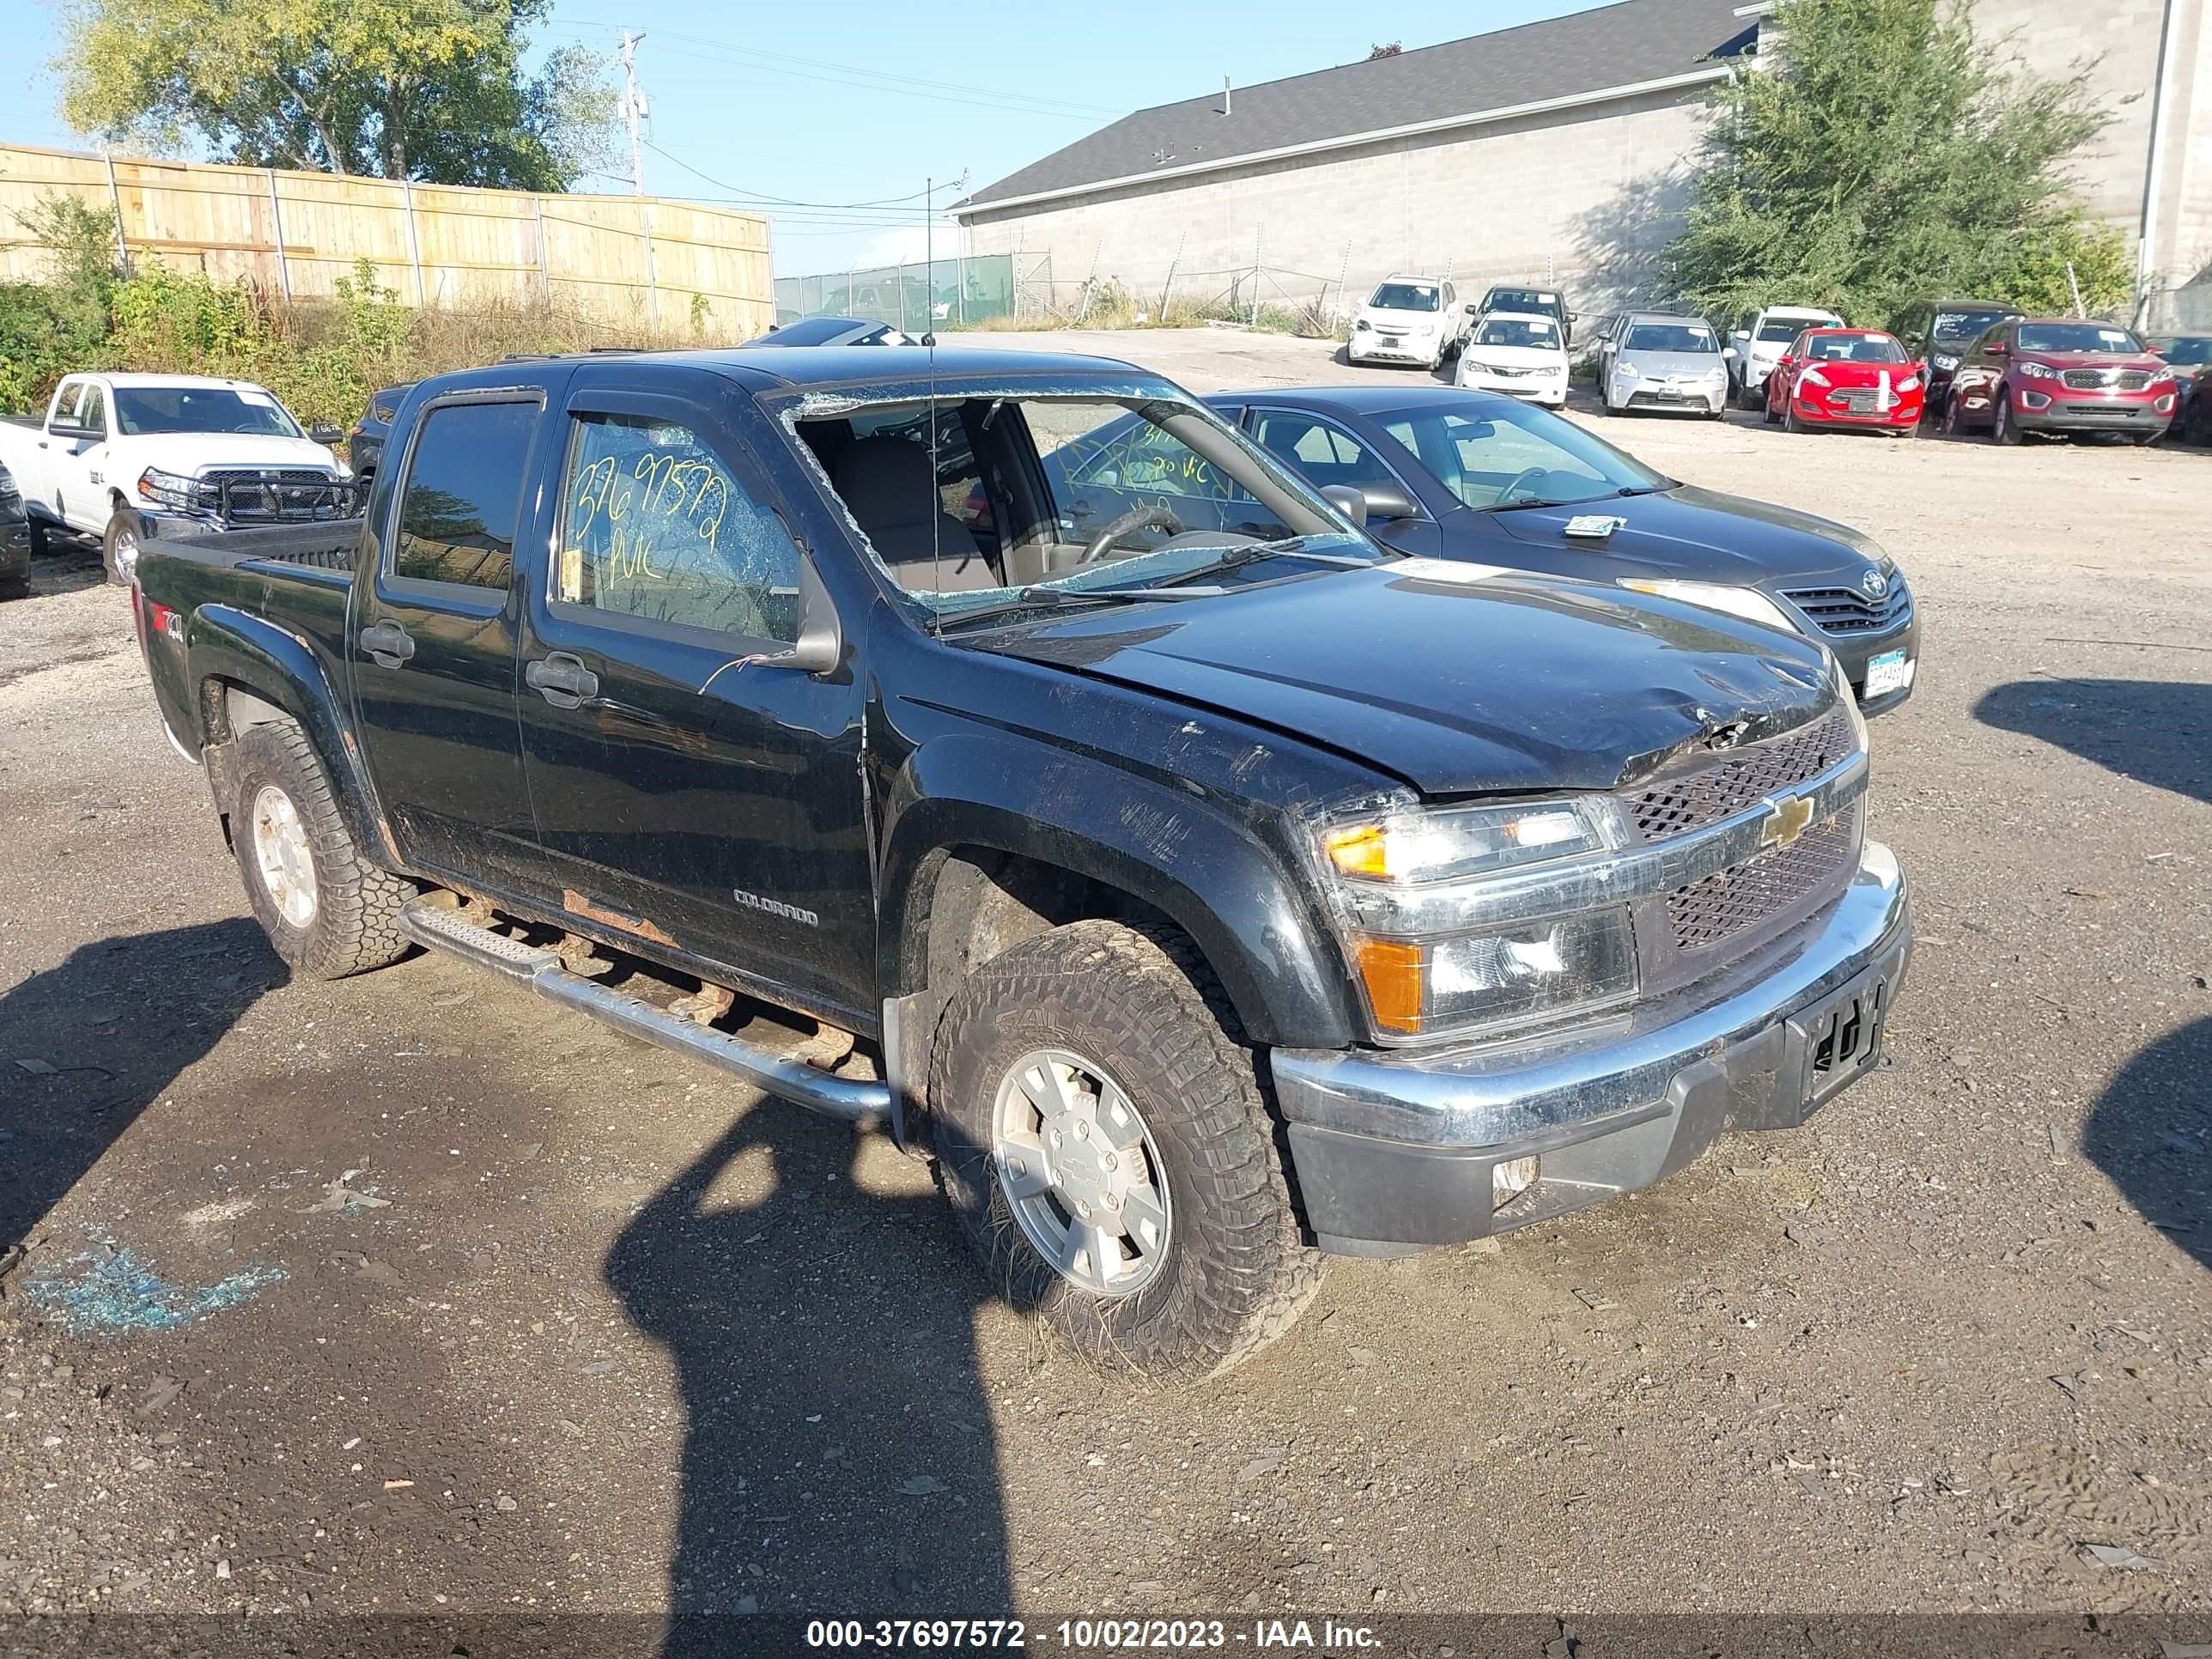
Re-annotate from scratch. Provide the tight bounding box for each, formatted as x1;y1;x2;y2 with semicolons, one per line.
360;619;416;669
526;652;599;708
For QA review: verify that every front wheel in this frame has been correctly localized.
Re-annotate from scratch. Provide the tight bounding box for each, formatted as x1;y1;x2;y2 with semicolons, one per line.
102;507;144;587
230;720;413;979
1784;398;1808;434
930;920;1322;1382
1991;392;2022;446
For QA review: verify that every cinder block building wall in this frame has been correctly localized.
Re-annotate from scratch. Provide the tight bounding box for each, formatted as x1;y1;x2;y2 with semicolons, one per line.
958;90;1710;314
951;0;2212;324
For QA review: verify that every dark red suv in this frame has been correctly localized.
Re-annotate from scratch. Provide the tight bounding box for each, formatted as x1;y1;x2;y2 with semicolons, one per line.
1942;318;2179;445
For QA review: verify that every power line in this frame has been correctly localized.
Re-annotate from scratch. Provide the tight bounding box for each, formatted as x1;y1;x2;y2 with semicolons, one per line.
548;20;1116;119
642;141;955;212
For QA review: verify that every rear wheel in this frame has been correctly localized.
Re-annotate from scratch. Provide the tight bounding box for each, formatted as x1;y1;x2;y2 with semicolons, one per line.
230;720;412;979
930;919;1322;1382
102;507;144;587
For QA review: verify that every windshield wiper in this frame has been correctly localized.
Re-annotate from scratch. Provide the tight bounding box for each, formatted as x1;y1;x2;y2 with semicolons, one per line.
1170;538;1379;577
937;583;1228;631
1483;496;1602;514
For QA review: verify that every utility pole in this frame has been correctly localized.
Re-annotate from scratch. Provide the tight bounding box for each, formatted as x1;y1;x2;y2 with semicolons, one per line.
619;32;648;195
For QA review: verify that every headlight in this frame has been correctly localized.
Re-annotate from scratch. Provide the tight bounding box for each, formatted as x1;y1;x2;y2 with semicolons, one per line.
1353;319;1371;332
2017;361;2058;380
1896;374;1921;393
1800;366;1831;387
1617;579;1796;633
1324;799;1607;884
1618;361;1641;379
1705;366;1728;382
1933;354;1960;371
1316;799;1637;1038
137;468;196;510
1352;909;1638;1037
2148;366;2175;386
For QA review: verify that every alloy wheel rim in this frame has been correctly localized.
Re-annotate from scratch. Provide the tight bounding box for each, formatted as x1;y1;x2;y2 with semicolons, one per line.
250;784;318;929
990;1048;1172;1297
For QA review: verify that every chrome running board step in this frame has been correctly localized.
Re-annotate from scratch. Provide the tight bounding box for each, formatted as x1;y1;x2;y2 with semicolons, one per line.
397;896;890;1127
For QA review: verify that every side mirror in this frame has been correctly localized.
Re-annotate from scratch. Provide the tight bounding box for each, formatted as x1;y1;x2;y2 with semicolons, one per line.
1986;341;2008;357
1319;484;1366;525
1722;345;1739;361
1353;483;1419;523
46;421;97;441
1730;329;1750;342
1464;302;1480;315
308;422;345;447
750;557;843;677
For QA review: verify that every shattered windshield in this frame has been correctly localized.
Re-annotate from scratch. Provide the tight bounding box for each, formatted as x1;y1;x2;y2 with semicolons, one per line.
787;386;1374;623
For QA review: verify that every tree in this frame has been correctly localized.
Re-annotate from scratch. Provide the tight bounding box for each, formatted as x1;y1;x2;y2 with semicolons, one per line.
58;0;617;190
1663;0;2132;328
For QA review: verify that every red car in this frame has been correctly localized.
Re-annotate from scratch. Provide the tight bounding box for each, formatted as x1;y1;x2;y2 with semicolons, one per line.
1942;317;2179;445
1763;328;1924;434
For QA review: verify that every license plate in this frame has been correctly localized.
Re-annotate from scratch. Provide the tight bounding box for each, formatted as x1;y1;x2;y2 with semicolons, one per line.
1791;963;1893;1106
1863;649;1912;698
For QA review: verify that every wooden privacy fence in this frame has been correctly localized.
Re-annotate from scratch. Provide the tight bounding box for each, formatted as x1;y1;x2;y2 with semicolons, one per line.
0;143;774;335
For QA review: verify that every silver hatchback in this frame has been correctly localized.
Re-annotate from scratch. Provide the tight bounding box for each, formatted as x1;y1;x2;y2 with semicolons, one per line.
1598;313;1731;417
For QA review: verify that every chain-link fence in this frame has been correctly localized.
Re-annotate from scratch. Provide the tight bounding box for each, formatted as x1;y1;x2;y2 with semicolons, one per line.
774;253;1018;329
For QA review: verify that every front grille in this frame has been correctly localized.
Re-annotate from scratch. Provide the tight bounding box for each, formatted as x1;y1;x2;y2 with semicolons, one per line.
2061;368;2150;392
1665;814;1857;950
1781;581;1912;636
197;469;356;524
199;467;334;493
1836;389;1880;412
1626;704;1858;841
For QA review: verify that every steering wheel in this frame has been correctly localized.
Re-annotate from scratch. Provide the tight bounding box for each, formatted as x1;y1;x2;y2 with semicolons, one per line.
1493;467;1552;506
1080;504;1187;564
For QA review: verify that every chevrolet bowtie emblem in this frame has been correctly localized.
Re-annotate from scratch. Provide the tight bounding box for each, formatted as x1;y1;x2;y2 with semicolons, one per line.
1760;793;1815;849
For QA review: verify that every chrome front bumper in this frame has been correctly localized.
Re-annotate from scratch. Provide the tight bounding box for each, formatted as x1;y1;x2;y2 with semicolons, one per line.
1271;843;1911;1254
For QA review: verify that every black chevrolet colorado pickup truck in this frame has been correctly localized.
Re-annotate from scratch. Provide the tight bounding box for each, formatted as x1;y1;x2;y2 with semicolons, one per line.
133;346;1911;1379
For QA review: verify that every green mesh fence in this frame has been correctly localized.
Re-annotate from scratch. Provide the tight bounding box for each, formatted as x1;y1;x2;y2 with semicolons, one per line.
774;253;1014;329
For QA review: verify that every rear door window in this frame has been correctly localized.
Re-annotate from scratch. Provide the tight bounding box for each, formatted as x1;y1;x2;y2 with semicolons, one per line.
392;399;538;592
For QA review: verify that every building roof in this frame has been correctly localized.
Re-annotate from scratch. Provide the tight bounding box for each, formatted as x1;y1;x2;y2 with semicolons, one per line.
957;0;1755;216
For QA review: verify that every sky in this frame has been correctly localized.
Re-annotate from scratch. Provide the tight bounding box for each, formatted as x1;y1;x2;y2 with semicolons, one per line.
0;0;1603;278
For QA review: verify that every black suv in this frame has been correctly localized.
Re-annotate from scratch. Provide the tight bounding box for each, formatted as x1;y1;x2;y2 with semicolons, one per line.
1896;299;2024;420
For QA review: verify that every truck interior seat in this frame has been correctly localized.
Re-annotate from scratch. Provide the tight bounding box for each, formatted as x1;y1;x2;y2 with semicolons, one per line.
829;435;1002;592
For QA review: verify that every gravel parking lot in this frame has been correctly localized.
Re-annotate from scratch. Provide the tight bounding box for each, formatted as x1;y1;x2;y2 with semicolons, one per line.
3;328;2207;1634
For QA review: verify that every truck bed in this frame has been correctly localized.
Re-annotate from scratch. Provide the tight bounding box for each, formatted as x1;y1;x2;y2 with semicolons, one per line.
144;520;361;575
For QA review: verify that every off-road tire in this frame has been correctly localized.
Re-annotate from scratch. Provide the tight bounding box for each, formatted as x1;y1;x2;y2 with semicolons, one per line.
231;720;411;979
930;919;1324;1382
101;507;143;587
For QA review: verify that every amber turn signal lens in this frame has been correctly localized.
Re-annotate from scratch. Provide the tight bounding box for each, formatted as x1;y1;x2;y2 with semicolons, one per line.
1353;938;1425;1034
1323;823;1391;878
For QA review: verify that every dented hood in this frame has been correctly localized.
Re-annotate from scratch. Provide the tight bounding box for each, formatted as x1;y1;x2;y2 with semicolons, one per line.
976;561;1837;797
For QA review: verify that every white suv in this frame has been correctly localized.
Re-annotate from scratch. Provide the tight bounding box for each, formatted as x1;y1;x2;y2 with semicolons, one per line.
1347;276;1465;371
1725;306;1846;409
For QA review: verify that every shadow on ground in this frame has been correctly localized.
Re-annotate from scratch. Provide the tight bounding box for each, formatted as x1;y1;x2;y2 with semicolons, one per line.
1978;678;2212;1275
0;918;284;1252
2082;1018;2211;1274
606;1109;1011;1648
1975;678;2212;807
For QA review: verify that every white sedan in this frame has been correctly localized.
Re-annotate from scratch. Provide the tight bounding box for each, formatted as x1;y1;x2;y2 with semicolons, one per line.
1455;312;1571;407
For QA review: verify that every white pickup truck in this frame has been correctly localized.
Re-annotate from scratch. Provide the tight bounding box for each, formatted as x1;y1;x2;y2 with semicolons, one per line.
0;372;355;585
